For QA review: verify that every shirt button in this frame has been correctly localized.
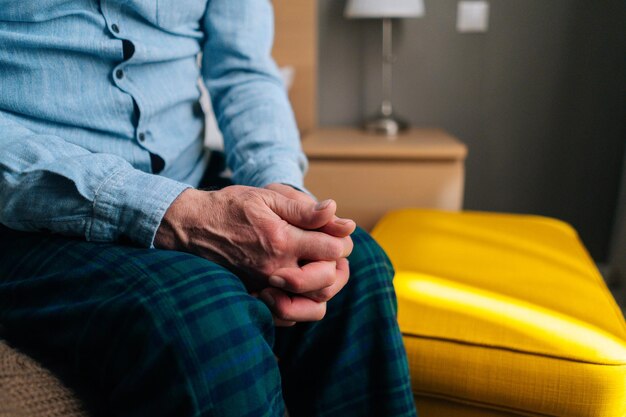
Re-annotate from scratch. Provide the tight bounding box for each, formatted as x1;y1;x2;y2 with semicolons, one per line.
138;132;146;142
111;24;120;34
115;69;124;79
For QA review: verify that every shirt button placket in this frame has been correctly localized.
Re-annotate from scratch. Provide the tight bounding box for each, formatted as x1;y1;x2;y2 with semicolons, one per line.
102;4;148;154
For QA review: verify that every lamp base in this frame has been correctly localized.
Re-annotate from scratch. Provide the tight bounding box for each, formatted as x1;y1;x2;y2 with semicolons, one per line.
363;114;409;137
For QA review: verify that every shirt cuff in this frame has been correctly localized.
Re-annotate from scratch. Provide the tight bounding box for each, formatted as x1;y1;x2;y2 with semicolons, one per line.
88;167;190;247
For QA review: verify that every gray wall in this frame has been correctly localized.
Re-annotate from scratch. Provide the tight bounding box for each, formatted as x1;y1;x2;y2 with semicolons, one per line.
318;0;626;262
610;148;626;280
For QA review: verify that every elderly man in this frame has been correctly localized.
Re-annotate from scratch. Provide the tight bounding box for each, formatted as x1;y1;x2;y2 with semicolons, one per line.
0;1;416;416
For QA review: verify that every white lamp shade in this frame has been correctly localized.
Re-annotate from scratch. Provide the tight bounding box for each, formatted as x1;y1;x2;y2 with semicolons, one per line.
344;0;425;18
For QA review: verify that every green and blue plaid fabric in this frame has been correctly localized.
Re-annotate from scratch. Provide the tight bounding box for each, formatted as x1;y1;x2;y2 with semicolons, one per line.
0;226;416;417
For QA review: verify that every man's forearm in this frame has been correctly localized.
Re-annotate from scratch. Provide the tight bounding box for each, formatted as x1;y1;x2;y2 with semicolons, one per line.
0;112;189;247
201;0;307;189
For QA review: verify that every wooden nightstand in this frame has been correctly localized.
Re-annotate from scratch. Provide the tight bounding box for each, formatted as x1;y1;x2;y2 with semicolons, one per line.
302;128;468;231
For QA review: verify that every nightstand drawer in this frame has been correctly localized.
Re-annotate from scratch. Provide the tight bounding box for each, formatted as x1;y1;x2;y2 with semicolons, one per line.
302;128;467;230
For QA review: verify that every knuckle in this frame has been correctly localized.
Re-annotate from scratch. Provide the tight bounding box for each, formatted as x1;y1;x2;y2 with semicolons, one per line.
273;298;296;321
344;237;354;256
273;304;290;321
267;226;289;256
315;304;327;321
323;267;338;287
258;263;276;278
238;188;260;203
314;288;334;302
274;224;291;245
322;287;335;299
265;223;282;241
288;277;305;293
260;257;284;276
330;241;344;259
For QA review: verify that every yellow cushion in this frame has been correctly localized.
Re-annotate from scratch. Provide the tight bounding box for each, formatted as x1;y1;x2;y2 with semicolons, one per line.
372;209;626;417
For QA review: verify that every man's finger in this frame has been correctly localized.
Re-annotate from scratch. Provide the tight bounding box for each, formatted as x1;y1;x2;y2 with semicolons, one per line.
318;218;357;238
260;288;327;322
294;229;354;261
304;258;350;302
266;192;337;231
251;291;296;327
266;183;356;238
269;260;337;293
273;318;296;327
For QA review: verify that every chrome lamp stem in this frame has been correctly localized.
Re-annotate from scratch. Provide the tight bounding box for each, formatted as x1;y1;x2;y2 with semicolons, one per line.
364;17;408;137
382;17;393;117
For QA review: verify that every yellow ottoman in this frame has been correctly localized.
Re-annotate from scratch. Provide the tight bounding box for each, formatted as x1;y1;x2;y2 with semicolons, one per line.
372;209;626;417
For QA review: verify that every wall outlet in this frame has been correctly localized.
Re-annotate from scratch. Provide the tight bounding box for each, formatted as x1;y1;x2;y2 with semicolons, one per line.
457;1;490;33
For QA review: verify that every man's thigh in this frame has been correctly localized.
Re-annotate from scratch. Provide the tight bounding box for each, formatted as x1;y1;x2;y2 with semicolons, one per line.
0;227;280;416
273;227;416;417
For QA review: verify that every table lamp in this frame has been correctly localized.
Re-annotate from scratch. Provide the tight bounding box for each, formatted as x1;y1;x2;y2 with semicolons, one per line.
345;0;425;136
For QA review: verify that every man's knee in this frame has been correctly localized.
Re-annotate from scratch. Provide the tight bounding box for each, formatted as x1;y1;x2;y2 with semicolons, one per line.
103;249;278;384
348;226;395;284
123;250;276;344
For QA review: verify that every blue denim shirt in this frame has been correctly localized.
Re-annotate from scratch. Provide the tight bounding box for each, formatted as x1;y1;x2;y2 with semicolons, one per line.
0;0;306;247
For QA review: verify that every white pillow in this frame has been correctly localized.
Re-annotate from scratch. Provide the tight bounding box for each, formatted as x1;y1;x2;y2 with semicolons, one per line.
200;66;295;150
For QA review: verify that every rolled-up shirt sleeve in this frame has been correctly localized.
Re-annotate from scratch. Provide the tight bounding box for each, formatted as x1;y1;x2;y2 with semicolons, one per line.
0;113;189;247
201;0;308;190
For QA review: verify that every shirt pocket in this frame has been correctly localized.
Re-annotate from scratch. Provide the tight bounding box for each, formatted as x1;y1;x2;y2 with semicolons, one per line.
156;0;206;32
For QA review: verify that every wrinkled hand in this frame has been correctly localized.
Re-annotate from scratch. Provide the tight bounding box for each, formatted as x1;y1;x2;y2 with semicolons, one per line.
155;185;354;326
265;183;356;238
262;183;356;325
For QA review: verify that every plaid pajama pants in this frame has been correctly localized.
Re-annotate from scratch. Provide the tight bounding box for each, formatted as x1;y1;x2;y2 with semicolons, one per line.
0;225;417;417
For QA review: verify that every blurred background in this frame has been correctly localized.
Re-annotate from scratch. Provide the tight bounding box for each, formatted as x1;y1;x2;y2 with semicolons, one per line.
317;0;625;297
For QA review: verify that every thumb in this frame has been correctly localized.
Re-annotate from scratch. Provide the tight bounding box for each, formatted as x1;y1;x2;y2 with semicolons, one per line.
268;194;337;230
